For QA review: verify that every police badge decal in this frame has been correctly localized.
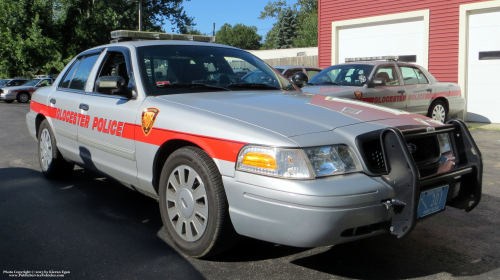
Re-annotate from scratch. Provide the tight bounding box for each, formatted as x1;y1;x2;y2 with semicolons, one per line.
142;107;160;136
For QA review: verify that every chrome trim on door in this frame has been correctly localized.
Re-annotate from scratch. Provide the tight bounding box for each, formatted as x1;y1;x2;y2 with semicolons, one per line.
78;134;135;161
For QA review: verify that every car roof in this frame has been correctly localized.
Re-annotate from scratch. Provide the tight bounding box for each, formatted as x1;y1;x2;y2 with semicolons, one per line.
340;61;421;67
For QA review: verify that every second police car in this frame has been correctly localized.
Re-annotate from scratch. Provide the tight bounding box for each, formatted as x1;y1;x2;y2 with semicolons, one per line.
301;57;465;123
1;78;55;103
26;31;482;258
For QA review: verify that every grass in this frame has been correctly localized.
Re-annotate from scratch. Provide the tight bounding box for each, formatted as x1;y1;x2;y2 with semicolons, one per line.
468;126;500;131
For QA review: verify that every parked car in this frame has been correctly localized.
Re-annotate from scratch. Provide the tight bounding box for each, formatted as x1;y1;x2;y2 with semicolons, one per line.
301;58;464;123
27;32;481;258
0;78;29;89
273;65;323;79
0;78;54;103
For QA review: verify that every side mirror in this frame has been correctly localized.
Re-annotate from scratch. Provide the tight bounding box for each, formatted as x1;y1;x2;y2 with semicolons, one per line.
371;77;386;87
292;72;309;88
95;76;134;98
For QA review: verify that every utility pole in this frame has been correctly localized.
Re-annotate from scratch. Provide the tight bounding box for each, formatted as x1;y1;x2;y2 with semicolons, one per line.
126;0;142;31
138;0;142;31
213;23;216;37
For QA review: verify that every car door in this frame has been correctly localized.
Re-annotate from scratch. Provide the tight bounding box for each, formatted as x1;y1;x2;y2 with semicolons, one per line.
48;50;102;163
77;46;142;186
400;65;433;114
365;64;407;109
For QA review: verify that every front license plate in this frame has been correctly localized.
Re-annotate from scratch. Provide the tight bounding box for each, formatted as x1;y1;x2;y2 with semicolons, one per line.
417;185;449;218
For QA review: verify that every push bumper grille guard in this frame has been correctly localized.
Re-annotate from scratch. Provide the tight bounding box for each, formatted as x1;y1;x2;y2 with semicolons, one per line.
380;119;482;239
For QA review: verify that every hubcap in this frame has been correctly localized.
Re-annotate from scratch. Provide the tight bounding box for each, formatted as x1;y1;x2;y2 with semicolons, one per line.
432;104;446;123
166;165;208;242
39;128;53;171
19;94;28;102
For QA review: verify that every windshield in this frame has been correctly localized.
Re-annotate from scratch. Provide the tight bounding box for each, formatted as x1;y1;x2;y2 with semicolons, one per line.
0;80;10;86
23;79;41;86
137;45;296;96
309;64;374;86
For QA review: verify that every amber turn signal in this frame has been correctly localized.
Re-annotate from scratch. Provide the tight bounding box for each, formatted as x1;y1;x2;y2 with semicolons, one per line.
242;152;277;170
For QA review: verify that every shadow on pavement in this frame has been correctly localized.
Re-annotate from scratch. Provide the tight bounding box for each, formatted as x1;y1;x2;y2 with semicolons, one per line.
0;167;204;279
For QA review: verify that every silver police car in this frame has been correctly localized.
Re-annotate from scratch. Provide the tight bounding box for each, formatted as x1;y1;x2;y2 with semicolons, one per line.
1;78;54;103
26;32;482;258
302;58;465;123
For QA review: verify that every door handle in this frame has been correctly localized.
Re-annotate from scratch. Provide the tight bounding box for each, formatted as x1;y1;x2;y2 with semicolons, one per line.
397;90;405;94
50;98;56;104
79;103;89;111
426;88;433;92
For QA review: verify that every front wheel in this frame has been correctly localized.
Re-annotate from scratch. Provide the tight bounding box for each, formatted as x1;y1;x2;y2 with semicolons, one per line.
17;92;30;103
428;100;447;123
159;146;239;258
38;120;74;179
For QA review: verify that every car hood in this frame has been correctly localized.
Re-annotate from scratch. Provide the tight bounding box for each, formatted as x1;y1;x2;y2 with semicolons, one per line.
156;90;442;137
1;85;33;91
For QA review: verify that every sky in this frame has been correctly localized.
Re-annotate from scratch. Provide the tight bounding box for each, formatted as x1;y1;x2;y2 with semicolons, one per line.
162;0;299;40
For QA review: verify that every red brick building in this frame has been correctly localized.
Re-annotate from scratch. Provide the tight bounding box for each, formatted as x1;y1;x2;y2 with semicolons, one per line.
318;0;500;122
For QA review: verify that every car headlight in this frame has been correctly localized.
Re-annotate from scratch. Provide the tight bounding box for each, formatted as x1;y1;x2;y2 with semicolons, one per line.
236;145;361;179
303;145;361;177
438;133;451;154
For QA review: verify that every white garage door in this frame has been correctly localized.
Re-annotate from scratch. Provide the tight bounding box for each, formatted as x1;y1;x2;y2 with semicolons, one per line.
467;9;500;123
338;18;425;66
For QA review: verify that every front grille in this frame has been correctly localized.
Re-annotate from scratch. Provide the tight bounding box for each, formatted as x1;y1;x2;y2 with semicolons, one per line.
406;136;441;164
360;134;441;173
362;139;386;173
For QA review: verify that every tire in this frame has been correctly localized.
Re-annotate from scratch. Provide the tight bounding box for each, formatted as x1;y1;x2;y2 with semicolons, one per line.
159;146;239;258
38;120;74;179
428;100;447;123
4;100;14;103
17;92;30;103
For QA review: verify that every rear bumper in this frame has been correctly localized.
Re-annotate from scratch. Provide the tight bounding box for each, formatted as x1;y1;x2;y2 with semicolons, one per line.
448;97;466;116
26;112;37;141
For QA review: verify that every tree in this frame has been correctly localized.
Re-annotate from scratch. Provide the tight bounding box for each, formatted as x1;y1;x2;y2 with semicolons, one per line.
275;7;297;49
259;0;318;49
215;23;262;50
0;0;195;78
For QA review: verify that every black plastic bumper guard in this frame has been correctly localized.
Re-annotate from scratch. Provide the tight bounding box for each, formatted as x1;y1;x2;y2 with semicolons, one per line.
380;119;483;239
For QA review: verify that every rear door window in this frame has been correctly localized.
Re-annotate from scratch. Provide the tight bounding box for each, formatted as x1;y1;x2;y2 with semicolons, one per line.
60;59;81;89
400;67;420;85
68;55;100;90
414;68;429;84
374;66;400;85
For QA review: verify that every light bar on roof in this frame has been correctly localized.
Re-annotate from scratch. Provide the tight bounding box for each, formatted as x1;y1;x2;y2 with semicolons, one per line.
110;30;215;43
345;56;399;62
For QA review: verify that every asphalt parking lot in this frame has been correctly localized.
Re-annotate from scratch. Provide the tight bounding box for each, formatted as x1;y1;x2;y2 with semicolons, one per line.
1;101;499;280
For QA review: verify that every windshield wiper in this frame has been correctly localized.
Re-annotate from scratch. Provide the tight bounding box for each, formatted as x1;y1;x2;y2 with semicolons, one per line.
227;83;279;89
156;82;231;91
321;82;341;85
306;82;318;86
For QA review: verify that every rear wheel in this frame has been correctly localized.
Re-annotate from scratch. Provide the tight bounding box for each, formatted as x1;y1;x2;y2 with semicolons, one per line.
17;92;30;103
428;100;447;123
38;120;74;179
159;146;239;258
